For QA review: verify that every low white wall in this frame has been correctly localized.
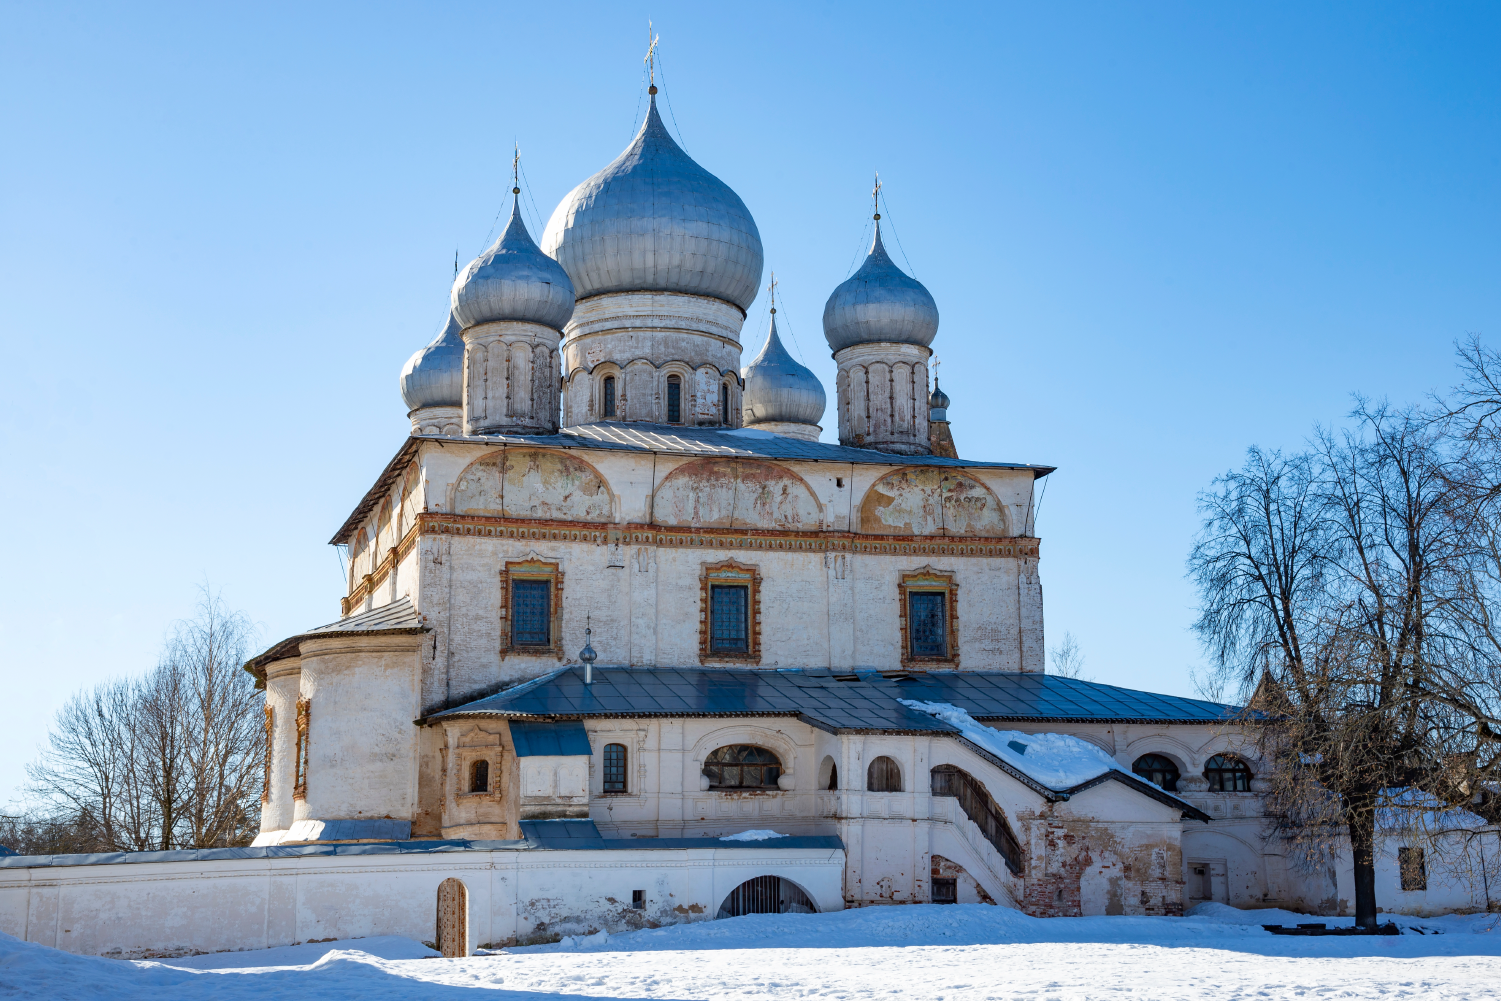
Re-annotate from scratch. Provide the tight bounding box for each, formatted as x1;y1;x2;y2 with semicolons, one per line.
0;845;845;959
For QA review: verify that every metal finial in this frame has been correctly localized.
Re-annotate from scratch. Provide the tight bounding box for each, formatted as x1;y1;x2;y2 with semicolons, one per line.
579;613;597;684
767;271;777;314
872;171;882;220
644;23;659;90
512;144;521;196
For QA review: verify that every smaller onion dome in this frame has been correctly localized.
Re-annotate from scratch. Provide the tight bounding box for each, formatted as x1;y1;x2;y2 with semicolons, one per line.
822;220;939;353
742;313;827;427
452;195;576;331
400;311;464;411
928;378;951;421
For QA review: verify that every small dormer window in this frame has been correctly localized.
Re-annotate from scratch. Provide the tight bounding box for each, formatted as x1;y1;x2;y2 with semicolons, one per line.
667;376;682;424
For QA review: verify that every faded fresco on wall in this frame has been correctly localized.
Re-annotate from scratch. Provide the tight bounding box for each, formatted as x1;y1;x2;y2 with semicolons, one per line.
450;450;612;522
859;467;1009;536
652;458;822;530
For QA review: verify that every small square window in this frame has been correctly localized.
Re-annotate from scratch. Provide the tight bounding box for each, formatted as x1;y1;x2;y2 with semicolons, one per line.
908;591;948;658
632;889;645;909
710;584;749;653
512;579;551;647
932;878;957;904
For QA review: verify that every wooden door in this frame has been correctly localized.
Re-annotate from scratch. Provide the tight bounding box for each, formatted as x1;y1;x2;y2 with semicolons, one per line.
436;877;468;958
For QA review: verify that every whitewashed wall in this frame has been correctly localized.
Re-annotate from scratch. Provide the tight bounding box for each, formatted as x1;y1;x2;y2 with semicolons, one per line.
0;846;844;959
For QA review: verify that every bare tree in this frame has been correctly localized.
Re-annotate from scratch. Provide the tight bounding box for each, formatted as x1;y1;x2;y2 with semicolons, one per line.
23;586;263;852
1189;409;1501;929
1047;631;1090;680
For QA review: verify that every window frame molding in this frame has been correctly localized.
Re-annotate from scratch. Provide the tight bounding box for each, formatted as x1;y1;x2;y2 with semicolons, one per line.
499;558;565;660
698;559;762;665
898;565;961;669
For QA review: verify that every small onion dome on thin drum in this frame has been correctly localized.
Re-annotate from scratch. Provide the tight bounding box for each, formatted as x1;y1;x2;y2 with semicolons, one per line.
742;313;826;427
400;311;464;411
822;220;939;353
928;378;951;421
541;95;763;310
452;195;576;331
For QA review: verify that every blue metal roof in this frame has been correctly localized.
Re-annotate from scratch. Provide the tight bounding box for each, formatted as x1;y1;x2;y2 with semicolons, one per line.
428;667;1240;730
510;720;592;756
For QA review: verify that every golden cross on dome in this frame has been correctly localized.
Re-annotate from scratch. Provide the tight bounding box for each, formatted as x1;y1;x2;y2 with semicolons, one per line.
644;24;659;88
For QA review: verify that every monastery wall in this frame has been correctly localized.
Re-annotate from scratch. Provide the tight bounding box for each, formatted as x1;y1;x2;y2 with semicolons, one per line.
0;844;845;958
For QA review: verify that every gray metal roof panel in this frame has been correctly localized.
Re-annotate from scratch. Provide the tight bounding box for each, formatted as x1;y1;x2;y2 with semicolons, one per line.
429;666;1240;728
413;422;1055;474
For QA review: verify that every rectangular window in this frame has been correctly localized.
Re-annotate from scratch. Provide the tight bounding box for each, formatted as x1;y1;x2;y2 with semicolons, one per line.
632;889;645;909
908;591;948;658
603;743;628;793
511;579;552;647
932;877;957;904
603;377;616;418
667;378;682;423
1398;846;1427;891
710;584;749;653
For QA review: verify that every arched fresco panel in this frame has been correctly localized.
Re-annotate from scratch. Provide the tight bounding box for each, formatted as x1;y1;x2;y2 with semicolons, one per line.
451;450;612;522
860;467;1008;536
653;458;821;530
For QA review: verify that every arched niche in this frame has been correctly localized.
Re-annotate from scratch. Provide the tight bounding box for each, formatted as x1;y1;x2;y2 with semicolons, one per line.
451;449;613;522
653;458;822;530
859;467;1009;536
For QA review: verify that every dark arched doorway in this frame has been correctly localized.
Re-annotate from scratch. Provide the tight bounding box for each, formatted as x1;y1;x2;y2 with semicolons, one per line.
716;875;818;919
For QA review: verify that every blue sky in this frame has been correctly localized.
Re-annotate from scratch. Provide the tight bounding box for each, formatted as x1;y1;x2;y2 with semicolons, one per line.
2;2;1498;804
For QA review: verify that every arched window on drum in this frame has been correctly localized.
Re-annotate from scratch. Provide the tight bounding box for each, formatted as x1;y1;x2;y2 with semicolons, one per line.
703;745;782;789
1131;754;1180;792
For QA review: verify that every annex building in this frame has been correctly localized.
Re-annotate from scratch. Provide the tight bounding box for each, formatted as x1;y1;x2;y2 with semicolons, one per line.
3;85;1485;960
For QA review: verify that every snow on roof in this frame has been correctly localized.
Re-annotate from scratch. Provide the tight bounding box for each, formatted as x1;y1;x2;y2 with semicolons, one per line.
900;700;1131;791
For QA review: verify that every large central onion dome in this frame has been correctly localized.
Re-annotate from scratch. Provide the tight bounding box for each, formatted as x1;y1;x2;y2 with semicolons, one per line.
822;221;939;353
742;313;826;427
541;95;764;310
452;196;576;330
400;311;464;411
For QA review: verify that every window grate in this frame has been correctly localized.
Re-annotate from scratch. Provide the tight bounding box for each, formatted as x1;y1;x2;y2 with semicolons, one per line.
909;591;948;658
703;744;781;789
603;743;627;793
667;377;682;423
511;580;551;647
932;877;957;904
603;376;616;418
710;584;748;653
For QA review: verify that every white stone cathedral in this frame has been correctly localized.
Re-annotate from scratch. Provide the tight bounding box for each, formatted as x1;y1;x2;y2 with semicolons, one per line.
7;84;1467;963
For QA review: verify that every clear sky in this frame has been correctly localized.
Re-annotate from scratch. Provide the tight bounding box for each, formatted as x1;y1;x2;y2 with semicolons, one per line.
3;2;1498;806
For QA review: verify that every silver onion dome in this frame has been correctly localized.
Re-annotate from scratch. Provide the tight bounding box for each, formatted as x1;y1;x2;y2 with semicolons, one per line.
822;221;939;353
399;311;464;411
541;95;764;310
742;313;826;426
928;378;951;420
452;195;576;330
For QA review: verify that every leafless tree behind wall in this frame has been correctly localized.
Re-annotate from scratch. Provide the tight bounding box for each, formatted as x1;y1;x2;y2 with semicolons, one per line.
24;587;263;852
1188;401;1501;928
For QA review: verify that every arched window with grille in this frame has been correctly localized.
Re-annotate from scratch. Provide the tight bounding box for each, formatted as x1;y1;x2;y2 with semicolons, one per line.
603;742;628;793
602;376;617;418
867;756;902;792
666;375;682;423
703;745;781;789
470;759;489;793
1204;754;1252;792
1131;754;1180;792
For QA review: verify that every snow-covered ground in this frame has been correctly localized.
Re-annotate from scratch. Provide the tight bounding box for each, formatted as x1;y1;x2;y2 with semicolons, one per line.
3;903;1499;1000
